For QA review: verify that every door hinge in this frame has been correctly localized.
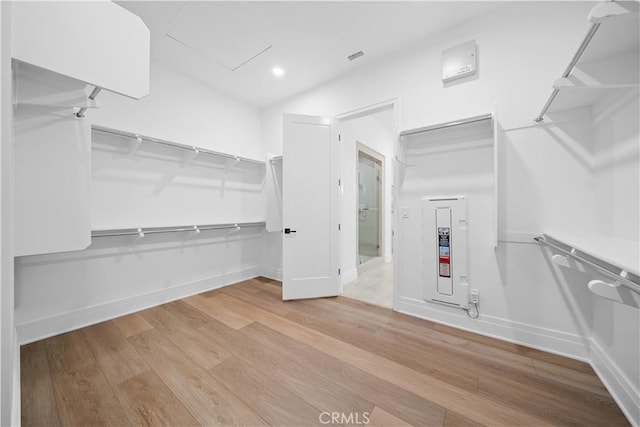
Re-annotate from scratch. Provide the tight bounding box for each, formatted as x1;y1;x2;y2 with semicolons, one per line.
338;224;341;231
338;268;341;275
338;134;341;142
338;179;341;186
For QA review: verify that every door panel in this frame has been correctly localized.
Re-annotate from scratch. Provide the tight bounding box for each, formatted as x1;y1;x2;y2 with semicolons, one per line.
282;114;340;300
358;154;381;264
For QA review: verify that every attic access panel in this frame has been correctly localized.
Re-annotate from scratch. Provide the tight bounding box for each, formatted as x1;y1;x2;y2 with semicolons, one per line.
166;2;272;71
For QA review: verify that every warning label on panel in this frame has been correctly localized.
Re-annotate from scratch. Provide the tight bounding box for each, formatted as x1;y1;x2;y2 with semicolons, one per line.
439;262;450;277
438;227;451;278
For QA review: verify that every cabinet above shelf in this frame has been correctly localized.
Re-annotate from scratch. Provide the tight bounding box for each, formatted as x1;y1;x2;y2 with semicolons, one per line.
12;2;150;100
535;1;639;122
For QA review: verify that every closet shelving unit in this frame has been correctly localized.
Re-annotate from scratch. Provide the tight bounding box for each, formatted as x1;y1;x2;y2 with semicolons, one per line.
535;233;640;305
534;1;639;122
268;155;283;164
92;221;266;238
92;125;266;166
91;126;267;239
532;1;640;307
399;112;498;247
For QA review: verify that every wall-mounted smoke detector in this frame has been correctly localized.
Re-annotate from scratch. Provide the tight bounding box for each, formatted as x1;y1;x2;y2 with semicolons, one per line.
348;51;365;61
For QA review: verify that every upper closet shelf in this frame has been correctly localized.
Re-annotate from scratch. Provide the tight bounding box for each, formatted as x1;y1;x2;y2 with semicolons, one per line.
399;113;493;142
12;2;150;100
534;1;639;122
92;221;266;238
92;125;265;166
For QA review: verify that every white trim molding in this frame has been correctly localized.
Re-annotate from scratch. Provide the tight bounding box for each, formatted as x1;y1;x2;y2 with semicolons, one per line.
591;340;640;426
397;296;591;361
16;267;261;345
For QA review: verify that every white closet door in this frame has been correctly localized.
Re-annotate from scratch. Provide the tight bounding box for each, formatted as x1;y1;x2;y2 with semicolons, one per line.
282;114;340;300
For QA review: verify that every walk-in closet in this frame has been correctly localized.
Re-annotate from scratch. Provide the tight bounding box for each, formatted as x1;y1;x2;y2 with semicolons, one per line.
0;1;638;426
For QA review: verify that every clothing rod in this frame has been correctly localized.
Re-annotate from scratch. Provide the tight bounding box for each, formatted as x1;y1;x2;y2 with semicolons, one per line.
534;22;601;122
534;236;640;294
92;125;265;166
92;222;266;238
399;113;492;138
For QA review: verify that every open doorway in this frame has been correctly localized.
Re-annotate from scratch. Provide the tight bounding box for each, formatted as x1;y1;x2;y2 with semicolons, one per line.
357;144;384;267
338;100;397;309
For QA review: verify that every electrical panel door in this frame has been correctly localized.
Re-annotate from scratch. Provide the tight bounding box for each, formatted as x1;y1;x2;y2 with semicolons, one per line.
422;196;468;308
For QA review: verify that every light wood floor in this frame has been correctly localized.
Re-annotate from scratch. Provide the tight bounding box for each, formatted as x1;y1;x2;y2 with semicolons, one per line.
22;277;628;426
342;261;393;308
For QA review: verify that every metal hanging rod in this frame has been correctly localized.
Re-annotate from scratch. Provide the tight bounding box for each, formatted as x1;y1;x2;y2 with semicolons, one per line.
534;22;600;123
76;86;103;118
399;113;493;138
92;125;266;166
534;236;640;294
92;221;266;238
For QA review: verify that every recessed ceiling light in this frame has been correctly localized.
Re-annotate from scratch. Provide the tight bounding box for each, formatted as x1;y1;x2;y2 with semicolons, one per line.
272;67;285;77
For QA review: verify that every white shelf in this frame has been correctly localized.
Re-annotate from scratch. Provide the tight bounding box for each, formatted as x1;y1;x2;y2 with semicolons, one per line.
544;231;640;277
92;221;266;238
536;2;639;121
92;125;265;166
400;113;493;142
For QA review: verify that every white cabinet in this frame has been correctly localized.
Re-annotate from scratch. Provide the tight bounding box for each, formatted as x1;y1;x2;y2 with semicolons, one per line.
12;1;150;99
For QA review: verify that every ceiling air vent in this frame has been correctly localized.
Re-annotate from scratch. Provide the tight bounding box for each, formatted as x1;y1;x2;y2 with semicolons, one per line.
347;51;364;61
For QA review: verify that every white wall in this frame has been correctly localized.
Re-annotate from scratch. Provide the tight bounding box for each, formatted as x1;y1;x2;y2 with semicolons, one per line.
91;129;265;229
261;0;596;346
590;90;639;424
0;2;17;425
340;108;395;281
261;3;596;155
92;60;263;161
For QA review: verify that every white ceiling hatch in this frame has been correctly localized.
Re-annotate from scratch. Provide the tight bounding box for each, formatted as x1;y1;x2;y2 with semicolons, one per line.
166;2;272;71
118;1;504;108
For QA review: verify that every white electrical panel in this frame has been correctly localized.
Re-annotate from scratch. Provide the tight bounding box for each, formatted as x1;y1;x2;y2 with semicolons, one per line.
422;196;468;308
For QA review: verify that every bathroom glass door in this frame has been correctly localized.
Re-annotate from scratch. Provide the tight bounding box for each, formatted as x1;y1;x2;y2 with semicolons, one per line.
358;153;381;265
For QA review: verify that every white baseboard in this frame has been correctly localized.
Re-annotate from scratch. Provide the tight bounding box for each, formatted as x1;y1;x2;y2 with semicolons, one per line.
16;266;261;345
341;268;358;286
591;339;640;427
397;296;591;361
259;266;282;281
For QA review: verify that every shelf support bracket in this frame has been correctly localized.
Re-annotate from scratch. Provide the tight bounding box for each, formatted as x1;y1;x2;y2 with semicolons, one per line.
75;86;102;118
589;1;639;23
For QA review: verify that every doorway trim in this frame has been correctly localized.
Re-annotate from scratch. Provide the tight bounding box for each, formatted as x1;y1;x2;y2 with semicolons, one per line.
356;142;385;271
337;98;400;311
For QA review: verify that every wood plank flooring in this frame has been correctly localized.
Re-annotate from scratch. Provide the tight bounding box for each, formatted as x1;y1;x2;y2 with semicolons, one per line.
21;277;629;426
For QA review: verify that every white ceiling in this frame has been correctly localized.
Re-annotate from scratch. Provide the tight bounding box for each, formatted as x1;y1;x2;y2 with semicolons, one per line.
118;1;502;108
